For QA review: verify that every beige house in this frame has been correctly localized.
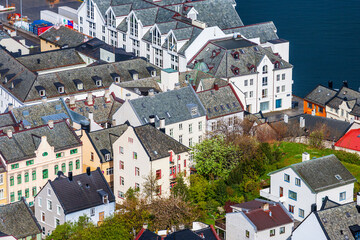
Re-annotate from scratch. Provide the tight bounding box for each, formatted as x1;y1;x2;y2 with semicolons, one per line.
113;124;189;202
0;120;82;206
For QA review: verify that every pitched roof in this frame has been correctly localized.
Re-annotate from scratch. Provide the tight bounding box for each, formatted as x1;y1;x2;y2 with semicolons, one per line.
335;129;360;152
304;85;337;107
129;86;206;127
134;124;189;160
135;226;220;240
39;26;90;48
117;77;162;94
0;112;17;130
0;121;81;163
87;124;129;163
197;84;244;119
136;229;162;240
178;70;228;90
0;198;41;239
269;154;357;193
50;168;115;214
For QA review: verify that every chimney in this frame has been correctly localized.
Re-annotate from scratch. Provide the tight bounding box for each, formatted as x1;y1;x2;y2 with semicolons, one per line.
328;81;333;89
143;223;148;229
68;172;73;181
262;203;269;211
7;103;13;112
311;203;317;212
174;83;180;90
159;118;165;133
48;120;54;129
284;114;288;123
104;88;111;103
86;92;93;105
343;81;348;88
302;152;310;162
300;117;305;128
41;96;47;104
125;93;131;101
69;95;76;107
88;112;94;122
86;167;91;176
6;129;12;138
214;83;219;91
112;119;117;126
149;115;155;127
148;89;155;97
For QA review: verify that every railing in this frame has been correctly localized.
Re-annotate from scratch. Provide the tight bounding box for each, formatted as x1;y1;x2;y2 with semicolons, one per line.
260;187;280;202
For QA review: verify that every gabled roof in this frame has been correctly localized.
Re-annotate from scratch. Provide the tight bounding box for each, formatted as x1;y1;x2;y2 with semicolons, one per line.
268;154;357;193
0;112;17;130
87;124;129;163
0;198;41;239
129;86;206;127
178;70;228;90
197;84;244;119
50;168;115;214
133;124;189;160
304;84;337;107
335;129;360;152
39;26;91;48
117;77;162;94
0;121;81;163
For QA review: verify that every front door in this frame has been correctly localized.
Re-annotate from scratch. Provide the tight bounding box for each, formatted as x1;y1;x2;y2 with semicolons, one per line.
280;187;283;197
99;211;104;221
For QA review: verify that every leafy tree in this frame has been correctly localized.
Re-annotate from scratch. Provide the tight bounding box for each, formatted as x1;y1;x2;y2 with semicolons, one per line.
171;174;189;201
142;171;160;201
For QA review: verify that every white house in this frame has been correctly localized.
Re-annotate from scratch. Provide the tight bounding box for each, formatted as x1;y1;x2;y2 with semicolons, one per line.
291;197;360;240
260;153;356;221
226;199;294;240
34;168;115;237
113;86;207;148
113;124;189;202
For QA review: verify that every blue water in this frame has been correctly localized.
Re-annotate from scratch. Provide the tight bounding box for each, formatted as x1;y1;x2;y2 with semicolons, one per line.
236;0;360;97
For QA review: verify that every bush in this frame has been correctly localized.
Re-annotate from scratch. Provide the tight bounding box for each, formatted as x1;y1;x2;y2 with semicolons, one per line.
335;151;360;165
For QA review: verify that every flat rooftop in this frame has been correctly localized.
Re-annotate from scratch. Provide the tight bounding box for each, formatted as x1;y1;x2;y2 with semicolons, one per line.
213;38;257;49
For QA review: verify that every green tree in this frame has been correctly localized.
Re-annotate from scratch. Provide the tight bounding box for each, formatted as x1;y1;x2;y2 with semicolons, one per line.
171;174;189;201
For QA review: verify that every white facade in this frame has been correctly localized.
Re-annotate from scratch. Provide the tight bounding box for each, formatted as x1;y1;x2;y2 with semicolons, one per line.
0;86;23;113
291;212;327;240
326;101;360;124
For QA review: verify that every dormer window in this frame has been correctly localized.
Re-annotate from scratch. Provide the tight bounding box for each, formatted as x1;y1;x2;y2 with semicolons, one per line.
110;73;121;83
115;77;120;83
107;10;116;28
274;61;280;69
73;79;84;90
152;27;161;46
129;14;138;37
211;49;220;58
54;82;65;94
39;90;46;96
92;76;102;87
105;153;110;161
263;65;268;74
36;86;46;97
103;194;108;204
58;86;64;93
129;70;139;80
96;80;102;86
168;34;177;52
147;67;157;77
231;65;240;75
232;51;239;59
191;107;198;115
247;64;256;73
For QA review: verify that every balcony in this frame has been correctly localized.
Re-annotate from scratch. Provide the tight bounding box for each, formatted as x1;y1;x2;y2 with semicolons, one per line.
260;188;281;202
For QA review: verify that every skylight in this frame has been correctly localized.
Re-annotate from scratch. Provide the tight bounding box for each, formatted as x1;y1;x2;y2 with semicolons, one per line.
335;174;342;180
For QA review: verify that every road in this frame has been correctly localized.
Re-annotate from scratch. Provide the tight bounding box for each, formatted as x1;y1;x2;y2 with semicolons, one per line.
0;0;82;21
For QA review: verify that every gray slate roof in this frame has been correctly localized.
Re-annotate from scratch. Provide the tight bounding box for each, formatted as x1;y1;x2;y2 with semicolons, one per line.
16;48;85;72
269;154;356;193
178;70;228;90
134;124;189;160
197;84;244;119
325;86;360;116
0;112;17;129
304;85;337;107
50;168;115;214
86;124;129;163
0;198;41;239
129;86;206;127
0;121;81;163
39;26;90;48
117;77;162;95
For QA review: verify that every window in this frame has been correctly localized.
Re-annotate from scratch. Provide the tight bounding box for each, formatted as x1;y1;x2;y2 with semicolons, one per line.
42;152;48;157
245;230;249;238
276;99;282;109
32;170;36;180
41;212;45;222
90;207;95;216
179;123;183;130
146;43;150;51
0;174;2;185
80;16;83;24
179;135;183;144
270;229;275;237
250;79;253;85
17;174;21;184
120;176;124;185
156;170;161;180
284;174;290;182
130;14;138;37
47;200;52;211
262;77;268;86
307;102;312;108
263;65;268;74
262;89;268;98
170;128;174;137
260;101;269;111
156;185;161;196
133;152;137;160
249;91;253;98
198;121;202;131
10;192;14;202
276;74;280;81
152;27;161;46
282;85;286;92
189;124;193;133
119;147;124;154
118;191;125;199
211;121;217;131
25;172;29;182
340;192;346;201
289;190;297;201
282;73;286;80
11;163;19;169
288;204;294;213
61;163;66;173
128;137;133;143
295;178;301;186
299;208;305;218
0;189;3;199
189;138;193;147
70;149;78;154
26;160;34;165
76;160;80;169
135;167;140;176
55;218;60;226
106;167;113;175
244;79;248;86
10;176;14;186
318;107;324;113
280;226;285;234
17;190;22;201
43;169;48;179
69;161;73;171
168;34;177;52
86;0;94;19
120;161;124;170
276;86;280;93
32;187;37;197
135;183;140;190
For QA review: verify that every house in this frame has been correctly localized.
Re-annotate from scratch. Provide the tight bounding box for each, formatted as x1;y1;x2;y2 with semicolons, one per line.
114;124;189;201
39;25;91;52
303;84;337;117
113;86;206;147
0;30;30;56
196;83;245;132
260;154;356;221
34;168;115;237
335;128;360;155
0;198;42;240
0;120;82;206
291;197;360;240
226;199;294;240
80;124;129;188
188;36;293;113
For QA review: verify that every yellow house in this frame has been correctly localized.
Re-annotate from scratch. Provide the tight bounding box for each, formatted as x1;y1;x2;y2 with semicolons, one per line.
80;124;128;189
0;169;7;205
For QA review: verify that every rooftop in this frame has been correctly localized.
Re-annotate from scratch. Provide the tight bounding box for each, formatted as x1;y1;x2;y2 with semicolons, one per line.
335;129;360;152
304;84;337;107
39;26;91;48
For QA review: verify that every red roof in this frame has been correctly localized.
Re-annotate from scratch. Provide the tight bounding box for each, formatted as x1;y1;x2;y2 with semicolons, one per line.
244;203;293;231
335;129;360;152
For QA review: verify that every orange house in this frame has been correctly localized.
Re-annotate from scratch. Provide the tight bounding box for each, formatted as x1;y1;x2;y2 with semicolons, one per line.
303;84;337;118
